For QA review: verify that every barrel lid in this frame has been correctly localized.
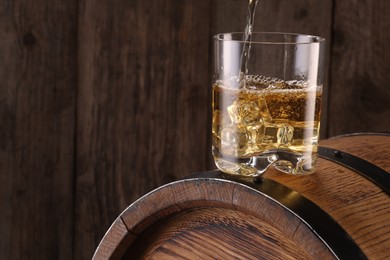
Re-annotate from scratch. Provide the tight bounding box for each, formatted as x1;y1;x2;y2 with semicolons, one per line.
93;170;367;259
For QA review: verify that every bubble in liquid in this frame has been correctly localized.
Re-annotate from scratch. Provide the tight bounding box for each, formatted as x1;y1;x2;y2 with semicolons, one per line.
244;75;308;90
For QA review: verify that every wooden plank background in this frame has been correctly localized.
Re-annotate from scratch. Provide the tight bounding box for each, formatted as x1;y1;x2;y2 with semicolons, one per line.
0;0;77;259
0;0;389;259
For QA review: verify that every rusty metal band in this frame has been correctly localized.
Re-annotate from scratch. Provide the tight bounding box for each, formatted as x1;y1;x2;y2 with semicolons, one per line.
318;146;390;195
189;171;367;260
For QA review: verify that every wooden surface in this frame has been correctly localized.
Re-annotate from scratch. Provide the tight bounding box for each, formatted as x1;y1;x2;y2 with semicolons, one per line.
324;134;390;172
74;1;211;259
329;0;390;136
0;1;77;259
123;208;323;259
94;135;389;259
94;179;334;259
266;135;390;259
1;0;390;259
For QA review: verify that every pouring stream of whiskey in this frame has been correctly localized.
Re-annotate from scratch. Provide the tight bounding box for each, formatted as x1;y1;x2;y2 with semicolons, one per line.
239;0;260;86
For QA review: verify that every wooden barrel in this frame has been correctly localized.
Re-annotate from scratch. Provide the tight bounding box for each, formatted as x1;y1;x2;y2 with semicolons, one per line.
93;134;390;259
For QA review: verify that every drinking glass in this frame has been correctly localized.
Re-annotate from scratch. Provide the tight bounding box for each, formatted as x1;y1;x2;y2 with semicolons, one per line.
212;32;325;177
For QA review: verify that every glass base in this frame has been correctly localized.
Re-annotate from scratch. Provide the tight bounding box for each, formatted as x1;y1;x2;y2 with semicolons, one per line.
213;148;317;177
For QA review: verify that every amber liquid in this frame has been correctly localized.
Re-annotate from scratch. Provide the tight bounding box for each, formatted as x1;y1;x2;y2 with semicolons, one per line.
212;76;322;176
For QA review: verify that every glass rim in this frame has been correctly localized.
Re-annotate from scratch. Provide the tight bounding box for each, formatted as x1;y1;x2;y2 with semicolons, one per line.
214;32;325;45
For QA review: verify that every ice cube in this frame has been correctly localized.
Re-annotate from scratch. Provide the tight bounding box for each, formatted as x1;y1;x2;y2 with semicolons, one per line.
220;125;250;156
262;121;294;148
227;100;258;124
257;98;272;122
227;98;272;125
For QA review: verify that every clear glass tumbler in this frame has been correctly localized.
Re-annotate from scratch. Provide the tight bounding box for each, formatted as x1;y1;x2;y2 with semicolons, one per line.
212;32;325;177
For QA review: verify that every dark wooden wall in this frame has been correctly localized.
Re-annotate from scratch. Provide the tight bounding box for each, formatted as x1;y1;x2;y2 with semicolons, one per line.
0;0;389;259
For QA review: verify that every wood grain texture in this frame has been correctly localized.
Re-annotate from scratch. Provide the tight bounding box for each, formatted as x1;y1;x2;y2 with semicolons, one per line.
96;135;389;259
329;0;390;136
265;135;390;259
331;192;390;258
0;0;77;259
266;160;381;212
323;134;390;172
95;178;335;259
93;217;134;260
120;182;181;234
1;0;390;259
124;208;318;260
75;0;211;258
119;178;237;236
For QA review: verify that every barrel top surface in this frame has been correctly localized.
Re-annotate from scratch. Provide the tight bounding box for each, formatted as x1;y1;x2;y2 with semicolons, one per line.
94;134;390;259
95;175;337;259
